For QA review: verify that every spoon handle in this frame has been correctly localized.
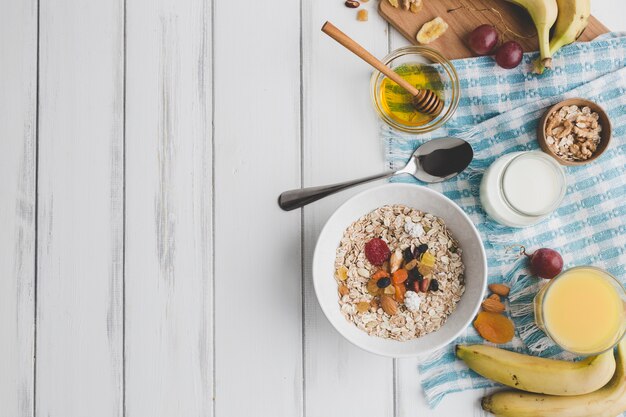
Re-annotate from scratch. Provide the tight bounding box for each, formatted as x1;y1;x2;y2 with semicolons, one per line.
278;171;396;211
321;22;420;97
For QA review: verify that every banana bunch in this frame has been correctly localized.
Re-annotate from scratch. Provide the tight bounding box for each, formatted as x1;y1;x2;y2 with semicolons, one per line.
503;0;590;74
456;340;626;417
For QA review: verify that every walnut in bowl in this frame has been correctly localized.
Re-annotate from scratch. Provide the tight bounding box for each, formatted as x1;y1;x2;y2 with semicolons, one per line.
537;98;612;166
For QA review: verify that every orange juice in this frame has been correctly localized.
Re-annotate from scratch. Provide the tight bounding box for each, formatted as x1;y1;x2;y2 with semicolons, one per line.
535;267;626;355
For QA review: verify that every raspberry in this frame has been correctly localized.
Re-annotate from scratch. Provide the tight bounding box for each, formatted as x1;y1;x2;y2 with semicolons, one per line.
364;238;390;266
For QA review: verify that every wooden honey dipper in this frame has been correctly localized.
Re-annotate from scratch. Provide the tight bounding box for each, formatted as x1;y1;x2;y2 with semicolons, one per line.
322;21;443;116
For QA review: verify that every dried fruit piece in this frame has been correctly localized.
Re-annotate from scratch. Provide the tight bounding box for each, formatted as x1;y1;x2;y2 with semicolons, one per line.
474;312;515;344
338;284;349;297
356;9;368;21
367;279;381;295
489;284;510;297
372;270;390;280
416;17;448;44
364;238;390;266
418;263;433;276
381;294;398;315
389;249;403;273
420;252;436;268
335;266;348;281
489;294;501;302
384;285;396;295
429;279;439;291
392;268;408;284
403;247;414;262
387;0;399;7
394;283;406;303
414;244;429;258
370;298;379;309
377;277;392;288
482;298;506;313
405;259;418;270
345;0;360;7
410;0;422;13
356;301;371;313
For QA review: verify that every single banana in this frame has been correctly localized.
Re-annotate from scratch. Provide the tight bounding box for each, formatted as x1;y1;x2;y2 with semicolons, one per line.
456;344;615;396
481;339;626;417
534;0;591;73
503;0;558;70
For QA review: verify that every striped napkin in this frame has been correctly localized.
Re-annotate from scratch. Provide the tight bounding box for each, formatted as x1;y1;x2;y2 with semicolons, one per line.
383;33;626;407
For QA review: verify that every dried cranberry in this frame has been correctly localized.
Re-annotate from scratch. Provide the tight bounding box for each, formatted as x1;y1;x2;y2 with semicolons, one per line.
364;238;390;266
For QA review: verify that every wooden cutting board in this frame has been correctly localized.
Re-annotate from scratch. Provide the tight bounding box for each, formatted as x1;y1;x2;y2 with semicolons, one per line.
379;0;610;60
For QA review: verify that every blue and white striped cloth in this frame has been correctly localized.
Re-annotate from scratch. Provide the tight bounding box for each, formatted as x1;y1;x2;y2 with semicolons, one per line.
383;33;626;407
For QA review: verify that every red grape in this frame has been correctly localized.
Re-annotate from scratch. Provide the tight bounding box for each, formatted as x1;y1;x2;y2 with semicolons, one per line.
467;24;499;56
495;41;523;69
527;248;563;279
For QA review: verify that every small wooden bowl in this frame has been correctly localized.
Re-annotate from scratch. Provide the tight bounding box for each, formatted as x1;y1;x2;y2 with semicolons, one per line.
537;98;612;166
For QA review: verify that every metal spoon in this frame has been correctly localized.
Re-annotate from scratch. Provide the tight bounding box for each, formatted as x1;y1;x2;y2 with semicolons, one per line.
278;137;473;211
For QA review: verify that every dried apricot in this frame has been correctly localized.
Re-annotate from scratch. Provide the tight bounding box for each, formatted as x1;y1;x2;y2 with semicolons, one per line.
372;270;390;280
473;312;515;344
394;283;406;303
392;268;408;284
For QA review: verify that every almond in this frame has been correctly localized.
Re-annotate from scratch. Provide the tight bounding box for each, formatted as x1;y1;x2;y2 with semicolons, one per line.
380;294;398;315
420;277;430;293
488;294;500;302
489;283;510;297
482;298;505;314
389;249;403;273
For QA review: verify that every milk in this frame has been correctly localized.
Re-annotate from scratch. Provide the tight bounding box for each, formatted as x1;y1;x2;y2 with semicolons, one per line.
480;151;566;228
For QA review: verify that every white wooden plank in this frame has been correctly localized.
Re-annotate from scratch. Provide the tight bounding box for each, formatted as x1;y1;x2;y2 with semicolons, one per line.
0;0;37;416
212;0;302;415
35;0;124;415
301;3;395;417
124;0;213;415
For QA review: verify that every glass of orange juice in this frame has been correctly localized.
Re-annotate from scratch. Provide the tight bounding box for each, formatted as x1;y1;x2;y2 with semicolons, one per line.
534;266;626;356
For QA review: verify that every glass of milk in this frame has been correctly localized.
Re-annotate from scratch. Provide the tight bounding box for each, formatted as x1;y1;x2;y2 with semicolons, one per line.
480;151;566;228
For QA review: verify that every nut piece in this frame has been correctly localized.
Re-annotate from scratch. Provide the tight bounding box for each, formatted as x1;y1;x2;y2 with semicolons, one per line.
356;9;368;21
389;249;403;273
380;294;398;315
488;293;501;302
482;298;505;313
416;17;448;44
420;277;430;292
544;105;602;162
488;283;510;297
387;0;399;7
345;0;360;8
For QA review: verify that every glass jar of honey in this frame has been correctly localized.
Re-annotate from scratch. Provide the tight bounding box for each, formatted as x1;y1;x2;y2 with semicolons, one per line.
370;46;460;134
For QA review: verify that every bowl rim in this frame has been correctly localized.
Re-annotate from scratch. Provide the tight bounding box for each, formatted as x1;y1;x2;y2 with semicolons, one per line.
537;97;612;166
311;183;488;357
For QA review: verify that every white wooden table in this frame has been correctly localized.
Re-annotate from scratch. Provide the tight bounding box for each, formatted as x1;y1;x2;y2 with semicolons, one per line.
1;1;623;416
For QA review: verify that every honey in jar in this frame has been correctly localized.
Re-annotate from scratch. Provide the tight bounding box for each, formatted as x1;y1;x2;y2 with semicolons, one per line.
379;63;445;127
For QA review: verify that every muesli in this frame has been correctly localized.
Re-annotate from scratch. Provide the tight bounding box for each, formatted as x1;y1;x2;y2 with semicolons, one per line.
334;204;465;341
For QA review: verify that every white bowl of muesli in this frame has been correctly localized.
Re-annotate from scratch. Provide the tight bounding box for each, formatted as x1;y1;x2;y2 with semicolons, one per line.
313;183;487;357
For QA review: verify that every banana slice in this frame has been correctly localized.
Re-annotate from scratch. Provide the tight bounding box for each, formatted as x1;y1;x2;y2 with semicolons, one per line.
416;17;448;44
